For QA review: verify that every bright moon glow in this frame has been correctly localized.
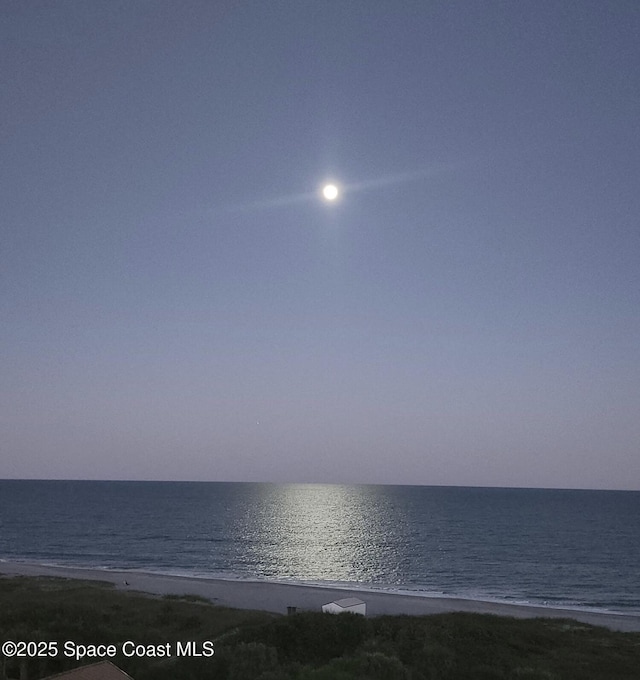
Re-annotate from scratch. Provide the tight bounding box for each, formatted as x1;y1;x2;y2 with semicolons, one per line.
322;184;339;201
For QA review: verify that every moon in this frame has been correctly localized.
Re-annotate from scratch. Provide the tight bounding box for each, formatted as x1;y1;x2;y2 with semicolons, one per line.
322;184;339;201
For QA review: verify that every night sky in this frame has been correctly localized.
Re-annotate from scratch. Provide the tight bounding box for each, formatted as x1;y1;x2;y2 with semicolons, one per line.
2;1;639;489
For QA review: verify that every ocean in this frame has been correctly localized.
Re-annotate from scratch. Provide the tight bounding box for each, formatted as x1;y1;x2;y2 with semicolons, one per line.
1;480;638;614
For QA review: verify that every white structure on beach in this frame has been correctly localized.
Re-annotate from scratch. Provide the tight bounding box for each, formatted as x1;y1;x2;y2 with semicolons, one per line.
322;597;366;616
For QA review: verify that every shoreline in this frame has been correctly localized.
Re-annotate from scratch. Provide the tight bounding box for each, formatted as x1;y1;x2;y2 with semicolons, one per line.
2;561;640;632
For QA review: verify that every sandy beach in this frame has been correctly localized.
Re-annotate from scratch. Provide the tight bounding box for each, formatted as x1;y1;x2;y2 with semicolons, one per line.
2;561;639;633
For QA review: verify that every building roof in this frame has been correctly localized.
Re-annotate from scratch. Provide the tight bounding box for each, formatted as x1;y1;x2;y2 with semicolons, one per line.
331;597;366;608
42;661;134;680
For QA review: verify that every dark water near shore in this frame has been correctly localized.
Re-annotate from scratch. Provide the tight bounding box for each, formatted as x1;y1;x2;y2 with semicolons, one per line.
1;480;638;613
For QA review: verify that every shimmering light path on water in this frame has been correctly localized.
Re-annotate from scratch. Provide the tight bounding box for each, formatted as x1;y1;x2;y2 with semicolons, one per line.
1;481;638;613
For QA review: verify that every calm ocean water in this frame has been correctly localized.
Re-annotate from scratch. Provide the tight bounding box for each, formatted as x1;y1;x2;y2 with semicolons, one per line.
1;480;638;614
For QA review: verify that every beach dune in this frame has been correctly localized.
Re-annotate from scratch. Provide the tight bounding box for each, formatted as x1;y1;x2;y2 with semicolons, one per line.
2;561;639;633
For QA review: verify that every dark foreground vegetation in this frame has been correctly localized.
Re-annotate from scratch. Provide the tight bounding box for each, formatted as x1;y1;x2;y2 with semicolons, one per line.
1;577;639;680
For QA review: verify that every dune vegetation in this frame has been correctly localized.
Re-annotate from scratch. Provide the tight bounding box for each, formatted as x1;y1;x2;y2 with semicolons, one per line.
1;576;639;679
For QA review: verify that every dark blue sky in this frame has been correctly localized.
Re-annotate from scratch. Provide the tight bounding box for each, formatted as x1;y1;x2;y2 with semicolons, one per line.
2;1;639;488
